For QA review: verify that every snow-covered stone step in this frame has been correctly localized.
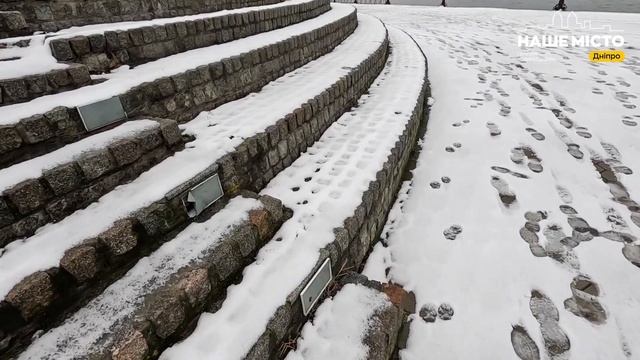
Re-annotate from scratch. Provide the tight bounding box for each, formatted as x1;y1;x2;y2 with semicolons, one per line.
16;193;287;359
0;118;182;248
0;64;92;106
0;10;387;352
160;26;427;360
0;0;283;37
0;4;356;169
47;0;329;73
286;278;405;360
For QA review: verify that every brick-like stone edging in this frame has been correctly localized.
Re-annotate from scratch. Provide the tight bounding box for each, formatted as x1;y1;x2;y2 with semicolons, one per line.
0;0;283;36
49;0;330;73
0;118;183;249
105;193;287;360
0;64;91;106
244;39;428;360
0;8;357;170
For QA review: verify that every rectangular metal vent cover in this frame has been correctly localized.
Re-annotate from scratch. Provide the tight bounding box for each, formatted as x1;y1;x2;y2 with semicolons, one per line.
301;258;333;316
182;173;224;218
77;96;127;132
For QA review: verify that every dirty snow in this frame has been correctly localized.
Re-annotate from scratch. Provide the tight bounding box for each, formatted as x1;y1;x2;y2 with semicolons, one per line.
19;196;259;359
286;283;390;360
358;5;640;360
161;26;425;360
0;120;158;192
0;0;318;80
0;5;379;301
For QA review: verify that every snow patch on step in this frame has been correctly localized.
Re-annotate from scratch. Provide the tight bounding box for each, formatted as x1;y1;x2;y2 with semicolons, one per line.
286;283;389;360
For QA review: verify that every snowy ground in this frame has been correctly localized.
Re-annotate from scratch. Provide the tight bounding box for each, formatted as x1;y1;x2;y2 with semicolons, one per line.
357;5;640;360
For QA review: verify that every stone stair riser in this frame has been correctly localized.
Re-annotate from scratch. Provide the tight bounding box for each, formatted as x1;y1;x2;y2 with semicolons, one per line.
49;0;330;73
0;0;283;37
0;119;182;248
246;56;428;360
0;11;357;170
0;65;92;107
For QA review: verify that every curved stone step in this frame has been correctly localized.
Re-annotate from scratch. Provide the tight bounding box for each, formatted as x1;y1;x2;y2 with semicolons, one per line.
0;4;355;169
0;118;182;248
47;0;330;73
0;8;386;354
0;0;283;36
160;26;426;360
16;194;287;359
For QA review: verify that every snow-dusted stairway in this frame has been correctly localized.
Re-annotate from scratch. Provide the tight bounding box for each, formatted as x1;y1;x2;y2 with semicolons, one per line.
0;1;429;358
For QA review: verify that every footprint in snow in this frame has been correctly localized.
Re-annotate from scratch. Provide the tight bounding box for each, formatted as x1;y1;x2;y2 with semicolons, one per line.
525;128;545;141
564;275;607;324
486;122;501;136
529;290;571;358
491;166;529;179
511;325;541;360
490;175;516;206
443;225;462;240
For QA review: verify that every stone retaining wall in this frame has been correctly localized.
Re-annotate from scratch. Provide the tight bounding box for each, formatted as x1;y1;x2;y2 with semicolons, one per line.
49;0;330;73
0;11;28;38
0;118;183;249
0;9;357;169
245;47;428;360
0;64;92;106
0;0;283;36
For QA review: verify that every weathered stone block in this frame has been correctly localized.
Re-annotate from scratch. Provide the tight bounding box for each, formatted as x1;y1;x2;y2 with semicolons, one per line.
43;163;83;195
135;202;183;236
77;149;116;180
16;114;54;144
210;241;240;281
177;268;211;308
2;78;27;101
50;40;74;61
5;179;50;214
0;126;22;154
100;219;139;256
109;139;142;166
157;119;181;145
111;330;148;360
146;292;185;339
60;245;98;282
11;210;49;238
69;36;91;56
5;271;55;320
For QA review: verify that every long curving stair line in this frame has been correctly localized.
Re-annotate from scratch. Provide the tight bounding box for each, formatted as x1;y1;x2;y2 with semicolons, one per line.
0;0;429;358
